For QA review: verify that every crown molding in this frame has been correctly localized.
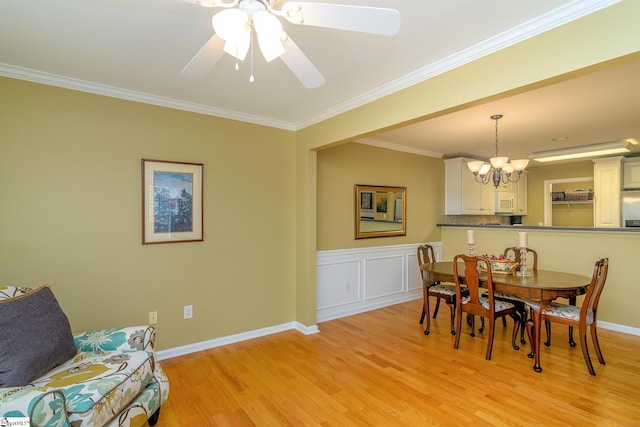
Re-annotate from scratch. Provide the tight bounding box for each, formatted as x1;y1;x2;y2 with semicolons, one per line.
0;63;296;131
1;0;618;132
355;138;442;158
294;0;621;130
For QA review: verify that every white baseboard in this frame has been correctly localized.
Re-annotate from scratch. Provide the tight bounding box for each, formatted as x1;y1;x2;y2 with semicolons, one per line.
316;292;421;323
599;321;640;336
157;321;319;361
156;308;638;361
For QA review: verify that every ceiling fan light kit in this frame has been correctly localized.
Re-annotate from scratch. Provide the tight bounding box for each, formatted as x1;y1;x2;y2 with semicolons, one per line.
467;114;529;188
182;0;401;88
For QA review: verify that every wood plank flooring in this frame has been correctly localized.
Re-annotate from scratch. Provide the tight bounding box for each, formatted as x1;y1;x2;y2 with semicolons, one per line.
155;299;640;426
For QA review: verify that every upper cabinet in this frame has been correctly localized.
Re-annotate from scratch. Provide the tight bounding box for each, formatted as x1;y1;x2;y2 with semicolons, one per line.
514;172;528;216
623;157;640;189
445;157;494;215
445;157;528;216
593;156;623;227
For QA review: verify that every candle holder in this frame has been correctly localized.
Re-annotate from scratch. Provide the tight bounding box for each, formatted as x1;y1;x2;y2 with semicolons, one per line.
516;247;532;277
468;243;475;256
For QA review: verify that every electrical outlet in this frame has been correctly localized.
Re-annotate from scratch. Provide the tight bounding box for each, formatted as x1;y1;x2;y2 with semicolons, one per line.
184;305;193;319
149;311;157;325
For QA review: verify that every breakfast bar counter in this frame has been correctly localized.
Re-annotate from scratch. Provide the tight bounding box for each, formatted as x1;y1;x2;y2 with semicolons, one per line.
436;225;640;331
438;223;640;233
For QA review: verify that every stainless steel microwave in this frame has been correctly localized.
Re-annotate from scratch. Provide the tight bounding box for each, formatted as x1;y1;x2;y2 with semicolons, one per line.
495;191;515;214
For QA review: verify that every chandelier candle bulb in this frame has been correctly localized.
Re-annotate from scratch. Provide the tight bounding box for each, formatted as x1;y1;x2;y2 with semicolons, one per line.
467;230;475;244
519;232;528;248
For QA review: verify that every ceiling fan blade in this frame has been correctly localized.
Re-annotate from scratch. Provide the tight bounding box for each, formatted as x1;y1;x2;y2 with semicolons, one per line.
181;33;225;78
280;35;325;89
282;2;400;36
180;0;240;7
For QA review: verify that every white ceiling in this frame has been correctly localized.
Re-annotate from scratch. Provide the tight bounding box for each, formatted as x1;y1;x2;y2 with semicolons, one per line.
1;0;638;162
364;57;640;161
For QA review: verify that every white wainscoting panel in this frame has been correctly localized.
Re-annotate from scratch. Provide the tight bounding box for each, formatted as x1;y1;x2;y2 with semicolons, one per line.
364;255;404;300
407;252;423;293
316;242;442;322
316;260;360;309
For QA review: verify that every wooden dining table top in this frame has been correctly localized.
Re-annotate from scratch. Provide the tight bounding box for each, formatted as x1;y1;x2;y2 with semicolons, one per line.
421;261;591;301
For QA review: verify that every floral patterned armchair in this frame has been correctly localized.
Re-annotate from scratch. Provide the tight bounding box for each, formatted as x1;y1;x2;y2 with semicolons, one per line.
0;286;169;427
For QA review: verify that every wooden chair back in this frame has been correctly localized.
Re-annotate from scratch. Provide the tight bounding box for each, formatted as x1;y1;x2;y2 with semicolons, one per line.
417;244;436;268
504;247;538;271
453;254;495;318
583;258;609;320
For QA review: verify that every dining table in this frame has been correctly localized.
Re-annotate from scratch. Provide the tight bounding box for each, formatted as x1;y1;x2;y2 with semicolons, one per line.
421;261;591;373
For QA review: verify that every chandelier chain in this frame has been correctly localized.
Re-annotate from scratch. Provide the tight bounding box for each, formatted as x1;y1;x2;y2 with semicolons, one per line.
491;113;503;161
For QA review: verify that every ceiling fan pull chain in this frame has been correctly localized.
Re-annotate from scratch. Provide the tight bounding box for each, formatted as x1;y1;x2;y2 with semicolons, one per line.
249;26;255;83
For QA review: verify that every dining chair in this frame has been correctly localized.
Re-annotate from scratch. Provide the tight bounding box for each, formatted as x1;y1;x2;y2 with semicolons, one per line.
493;247;538;344
453;254;521;360
534;258;609;376
503;246;578;348
418;244;467;336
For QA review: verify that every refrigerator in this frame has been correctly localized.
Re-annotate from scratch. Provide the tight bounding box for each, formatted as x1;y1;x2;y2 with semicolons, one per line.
621;190;640;227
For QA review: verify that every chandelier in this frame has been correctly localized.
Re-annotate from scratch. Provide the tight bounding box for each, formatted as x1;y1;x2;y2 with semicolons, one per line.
467;114;529;188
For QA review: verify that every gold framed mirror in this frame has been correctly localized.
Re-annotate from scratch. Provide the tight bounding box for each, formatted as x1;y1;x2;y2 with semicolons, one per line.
355;184;406;239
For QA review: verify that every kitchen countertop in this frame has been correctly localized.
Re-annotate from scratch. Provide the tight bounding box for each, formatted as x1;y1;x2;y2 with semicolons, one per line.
437;224;640;233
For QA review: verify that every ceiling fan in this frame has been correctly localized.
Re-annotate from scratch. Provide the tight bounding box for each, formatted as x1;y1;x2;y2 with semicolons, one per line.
180;0;400;88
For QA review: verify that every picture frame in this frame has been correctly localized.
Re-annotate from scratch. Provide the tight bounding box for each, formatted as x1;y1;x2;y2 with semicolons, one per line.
375;192;388;213
142;159;203;244
355;184;406;239
360;191;373;210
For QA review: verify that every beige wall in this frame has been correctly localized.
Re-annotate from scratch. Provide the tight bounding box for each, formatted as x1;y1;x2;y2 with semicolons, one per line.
317;143;443;250
441;227;639;328
0;78;297;350
2;1;640;352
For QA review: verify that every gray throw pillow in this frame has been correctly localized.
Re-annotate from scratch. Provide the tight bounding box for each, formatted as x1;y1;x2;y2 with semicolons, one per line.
0;284;77;387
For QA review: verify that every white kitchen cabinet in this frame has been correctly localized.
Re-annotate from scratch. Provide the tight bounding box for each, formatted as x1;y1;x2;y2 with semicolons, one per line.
495;179;515;192
593;156;623;227
445;157;494;215
514;172;528;215
623;157;640;189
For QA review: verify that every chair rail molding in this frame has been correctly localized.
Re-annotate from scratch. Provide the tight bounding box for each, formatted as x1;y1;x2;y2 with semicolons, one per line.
316;242;443;322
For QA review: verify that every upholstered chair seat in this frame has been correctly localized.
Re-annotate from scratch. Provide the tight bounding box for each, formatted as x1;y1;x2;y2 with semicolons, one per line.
542;303;594;323
464;296;517;312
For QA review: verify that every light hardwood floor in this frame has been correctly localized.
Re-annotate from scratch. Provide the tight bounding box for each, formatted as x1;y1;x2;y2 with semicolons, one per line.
156;299;640;426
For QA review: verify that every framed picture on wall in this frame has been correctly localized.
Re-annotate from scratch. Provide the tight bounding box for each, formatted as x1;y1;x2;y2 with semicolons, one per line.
142;159;203;244
375;192;388;213
360;191;373;210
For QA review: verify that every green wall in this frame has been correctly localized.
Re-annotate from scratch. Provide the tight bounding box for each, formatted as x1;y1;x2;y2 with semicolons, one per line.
0;78;297;350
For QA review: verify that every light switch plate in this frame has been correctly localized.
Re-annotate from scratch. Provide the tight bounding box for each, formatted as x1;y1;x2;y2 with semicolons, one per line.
184;305;193;319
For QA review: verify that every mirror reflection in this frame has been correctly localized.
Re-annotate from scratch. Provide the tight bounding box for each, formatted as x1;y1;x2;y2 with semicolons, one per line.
355;185;406;239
